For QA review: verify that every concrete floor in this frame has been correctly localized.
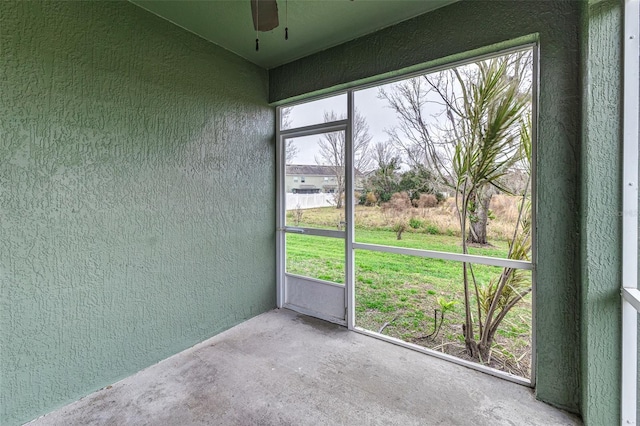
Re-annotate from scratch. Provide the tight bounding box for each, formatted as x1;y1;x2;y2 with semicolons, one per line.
30;309;581;425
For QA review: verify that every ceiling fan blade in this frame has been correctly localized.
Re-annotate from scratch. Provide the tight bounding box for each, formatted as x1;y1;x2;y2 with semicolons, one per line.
251;0;279;32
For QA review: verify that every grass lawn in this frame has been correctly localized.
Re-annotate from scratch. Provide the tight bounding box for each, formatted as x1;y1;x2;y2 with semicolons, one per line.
286;204;532;378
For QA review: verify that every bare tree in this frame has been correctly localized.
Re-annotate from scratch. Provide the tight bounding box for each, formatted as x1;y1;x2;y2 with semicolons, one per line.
316;110;372;208
281;107;299;163
379;50;532;244
381;51;534;363
372;141;398;169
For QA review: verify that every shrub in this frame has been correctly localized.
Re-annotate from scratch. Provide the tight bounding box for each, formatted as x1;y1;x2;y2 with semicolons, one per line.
416;193;438;208
381;192;411;217
425;224;439;235
409;217;423;229
393;222;407;240
378;192;392;203
389;192;412;211
365;191;377;206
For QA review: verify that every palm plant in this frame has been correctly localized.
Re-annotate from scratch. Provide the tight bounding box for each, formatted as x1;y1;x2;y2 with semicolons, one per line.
449;57;532;361
380;50;534;363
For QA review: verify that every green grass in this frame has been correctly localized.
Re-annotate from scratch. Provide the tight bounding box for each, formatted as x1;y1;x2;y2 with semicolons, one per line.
355;227;510;258
285;203;532;376
285;220;533;378
288;205;515;259
286;234;345;283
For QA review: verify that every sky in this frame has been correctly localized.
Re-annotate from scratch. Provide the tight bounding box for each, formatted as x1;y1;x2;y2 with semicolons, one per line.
283;48;534;170
284;85;403;166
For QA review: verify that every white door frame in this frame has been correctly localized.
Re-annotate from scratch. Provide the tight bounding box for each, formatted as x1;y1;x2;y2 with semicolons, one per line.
276;118;350;324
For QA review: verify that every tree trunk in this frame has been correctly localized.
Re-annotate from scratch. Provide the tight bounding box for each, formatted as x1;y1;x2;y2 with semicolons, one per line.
465;336;492;363
334;178;344;209
467;187;493;244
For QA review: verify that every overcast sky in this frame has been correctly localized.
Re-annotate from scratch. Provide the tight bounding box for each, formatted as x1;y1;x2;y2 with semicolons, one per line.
285;84;402;166
284;48;534;169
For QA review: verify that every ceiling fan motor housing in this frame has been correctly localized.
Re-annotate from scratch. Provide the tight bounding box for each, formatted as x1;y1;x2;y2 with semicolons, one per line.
251;0;279;32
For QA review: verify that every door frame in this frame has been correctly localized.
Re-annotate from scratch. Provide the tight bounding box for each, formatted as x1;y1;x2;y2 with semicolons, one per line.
276;119;351;324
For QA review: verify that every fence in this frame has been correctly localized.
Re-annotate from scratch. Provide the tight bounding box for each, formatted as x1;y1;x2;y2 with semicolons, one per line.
286;193;336;210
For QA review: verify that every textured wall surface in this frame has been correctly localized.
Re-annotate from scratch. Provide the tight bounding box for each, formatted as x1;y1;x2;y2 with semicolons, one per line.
581;1;623;424
270;0;583;414
0;2;274;424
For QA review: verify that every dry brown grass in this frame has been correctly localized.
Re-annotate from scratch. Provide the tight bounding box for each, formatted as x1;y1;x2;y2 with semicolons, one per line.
352;194;524;241
487;194;524;240
293;194;525;241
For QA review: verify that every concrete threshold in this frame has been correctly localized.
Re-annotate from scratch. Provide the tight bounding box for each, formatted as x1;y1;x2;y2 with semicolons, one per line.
30;309;581;425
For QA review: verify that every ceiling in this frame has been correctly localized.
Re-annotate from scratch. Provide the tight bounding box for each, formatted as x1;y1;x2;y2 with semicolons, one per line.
131;0;457;69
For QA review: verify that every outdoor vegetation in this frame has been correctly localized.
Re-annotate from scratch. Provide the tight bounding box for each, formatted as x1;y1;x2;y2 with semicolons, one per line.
284;49;534;378
287;194;532;377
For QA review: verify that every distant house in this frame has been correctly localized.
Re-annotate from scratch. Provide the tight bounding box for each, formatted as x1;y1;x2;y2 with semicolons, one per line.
286;164;365;194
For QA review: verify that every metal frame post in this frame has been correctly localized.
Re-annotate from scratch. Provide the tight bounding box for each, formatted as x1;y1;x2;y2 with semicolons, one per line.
622;0;639;423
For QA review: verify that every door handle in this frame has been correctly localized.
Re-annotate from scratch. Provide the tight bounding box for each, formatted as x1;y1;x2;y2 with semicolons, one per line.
285;227;305;234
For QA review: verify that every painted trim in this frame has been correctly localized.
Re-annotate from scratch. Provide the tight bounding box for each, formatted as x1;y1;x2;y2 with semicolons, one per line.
279;120;348;138
529;41;540;389
277;92;347;110
276;106;285;308
622;288;640;312
622;300;638;426
621;0;639;424
346;91;356;330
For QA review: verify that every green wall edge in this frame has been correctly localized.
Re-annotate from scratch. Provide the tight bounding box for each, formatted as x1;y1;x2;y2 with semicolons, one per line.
580;0;624;424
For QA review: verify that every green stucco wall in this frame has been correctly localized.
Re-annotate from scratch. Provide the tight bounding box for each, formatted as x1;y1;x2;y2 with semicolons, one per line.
270;0;583;414
0;2;275;425
581;1;623;424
